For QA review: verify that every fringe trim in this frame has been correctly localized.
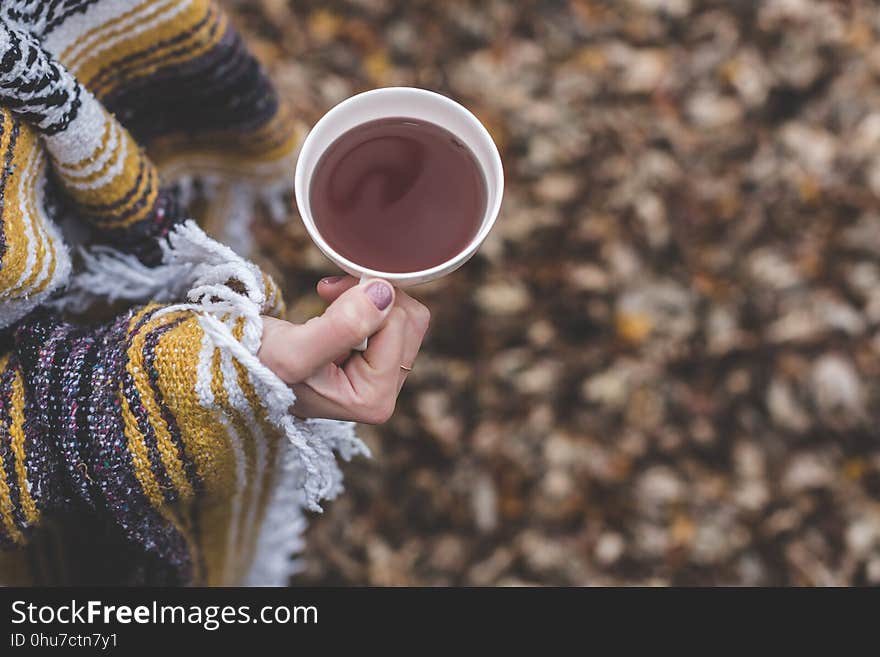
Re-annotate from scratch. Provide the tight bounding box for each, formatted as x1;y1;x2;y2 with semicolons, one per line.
245;419;361;586
162;157;295;256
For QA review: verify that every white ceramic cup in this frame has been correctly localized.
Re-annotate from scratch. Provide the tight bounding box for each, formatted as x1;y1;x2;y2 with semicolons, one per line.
294;87;504;288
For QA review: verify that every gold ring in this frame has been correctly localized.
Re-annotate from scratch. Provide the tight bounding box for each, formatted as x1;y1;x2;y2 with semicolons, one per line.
400;364;413;373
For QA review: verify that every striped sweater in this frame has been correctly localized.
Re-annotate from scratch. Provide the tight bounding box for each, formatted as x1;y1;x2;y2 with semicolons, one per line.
0;1;364;586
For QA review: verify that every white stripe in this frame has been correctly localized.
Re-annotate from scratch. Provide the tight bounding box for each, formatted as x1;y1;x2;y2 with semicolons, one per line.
0;150;71;328
56;119;131;192
243;440;308;586
52;0;179;71
217;346;265;584
42;93;109;167
42;0;181;57
194;325;215;408
52;0;194;78
220;340;269;576
55;117;121;179
10;145;41;293
195;328;238;585
18;152;58;297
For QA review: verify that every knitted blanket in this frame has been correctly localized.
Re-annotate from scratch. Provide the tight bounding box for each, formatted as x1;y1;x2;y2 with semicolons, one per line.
0;1;364;585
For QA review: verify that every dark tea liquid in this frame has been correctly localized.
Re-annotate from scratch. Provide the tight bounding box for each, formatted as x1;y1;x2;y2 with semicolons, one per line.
309;117;487;273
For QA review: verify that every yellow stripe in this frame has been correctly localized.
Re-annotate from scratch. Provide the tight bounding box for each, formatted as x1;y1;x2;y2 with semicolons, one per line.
13;150;56;298
153;316;239;501
10;148;45;295
119;311;198;572
76;0;211;89
29;155;58;293
99;159;159;230
79;1;221;95
102;162;160;229
150;116;301;164
148;108;302;178
9;369;39;525
0;354;24;545
91;7;228;98
138;312;275;583
223;320;258;580
62;120;148;207
76;140;160;230
262;274;285;318
121;320;168;511
4;127;55;300
0;114;34;296
56;119;122;183
121;389;200;578
54;116;113;172
122;392;166;507
152;147;295;188
61;0;172;74
147;104;302;173
125;311;195;502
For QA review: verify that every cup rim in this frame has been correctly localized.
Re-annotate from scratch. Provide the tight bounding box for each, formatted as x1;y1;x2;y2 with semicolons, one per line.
294;87;504;284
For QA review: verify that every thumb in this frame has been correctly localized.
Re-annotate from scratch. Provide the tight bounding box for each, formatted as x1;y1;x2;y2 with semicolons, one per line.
271;279;395;383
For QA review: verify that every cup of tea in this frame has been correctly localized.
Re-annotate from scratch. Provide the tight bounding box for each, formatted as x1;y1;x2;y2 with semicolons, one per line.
294;87;504;289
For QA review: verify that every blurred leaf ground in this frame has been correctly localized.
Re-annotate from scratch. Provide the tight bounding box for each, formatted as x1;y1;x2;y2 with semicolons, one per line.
227;0;880;585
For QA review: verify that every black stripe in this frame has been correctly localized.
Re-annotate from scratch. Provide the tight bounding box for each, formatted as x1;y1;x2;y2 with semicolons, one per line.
85;311;193;581
39;77;81;135
64;327;102;507
76;152;148;214
9;312;66;518
42;0;102;36
86;4;217;91
4;0;52;26
121;311;178;505
0;23;81;134
84;161;158;226
142;316;202;496
0;22;22;75
104;26;280;142
0;359;26;538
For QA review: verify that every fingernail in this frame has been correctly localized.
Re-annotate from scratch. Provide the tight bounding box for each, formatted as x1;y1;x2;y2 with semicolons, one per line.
365;280;393;310
320;276;344;285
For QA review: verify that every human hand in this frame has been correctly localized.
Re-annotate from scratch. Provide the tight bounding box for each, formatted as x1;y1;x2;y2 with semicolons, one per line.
258;276;430;423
